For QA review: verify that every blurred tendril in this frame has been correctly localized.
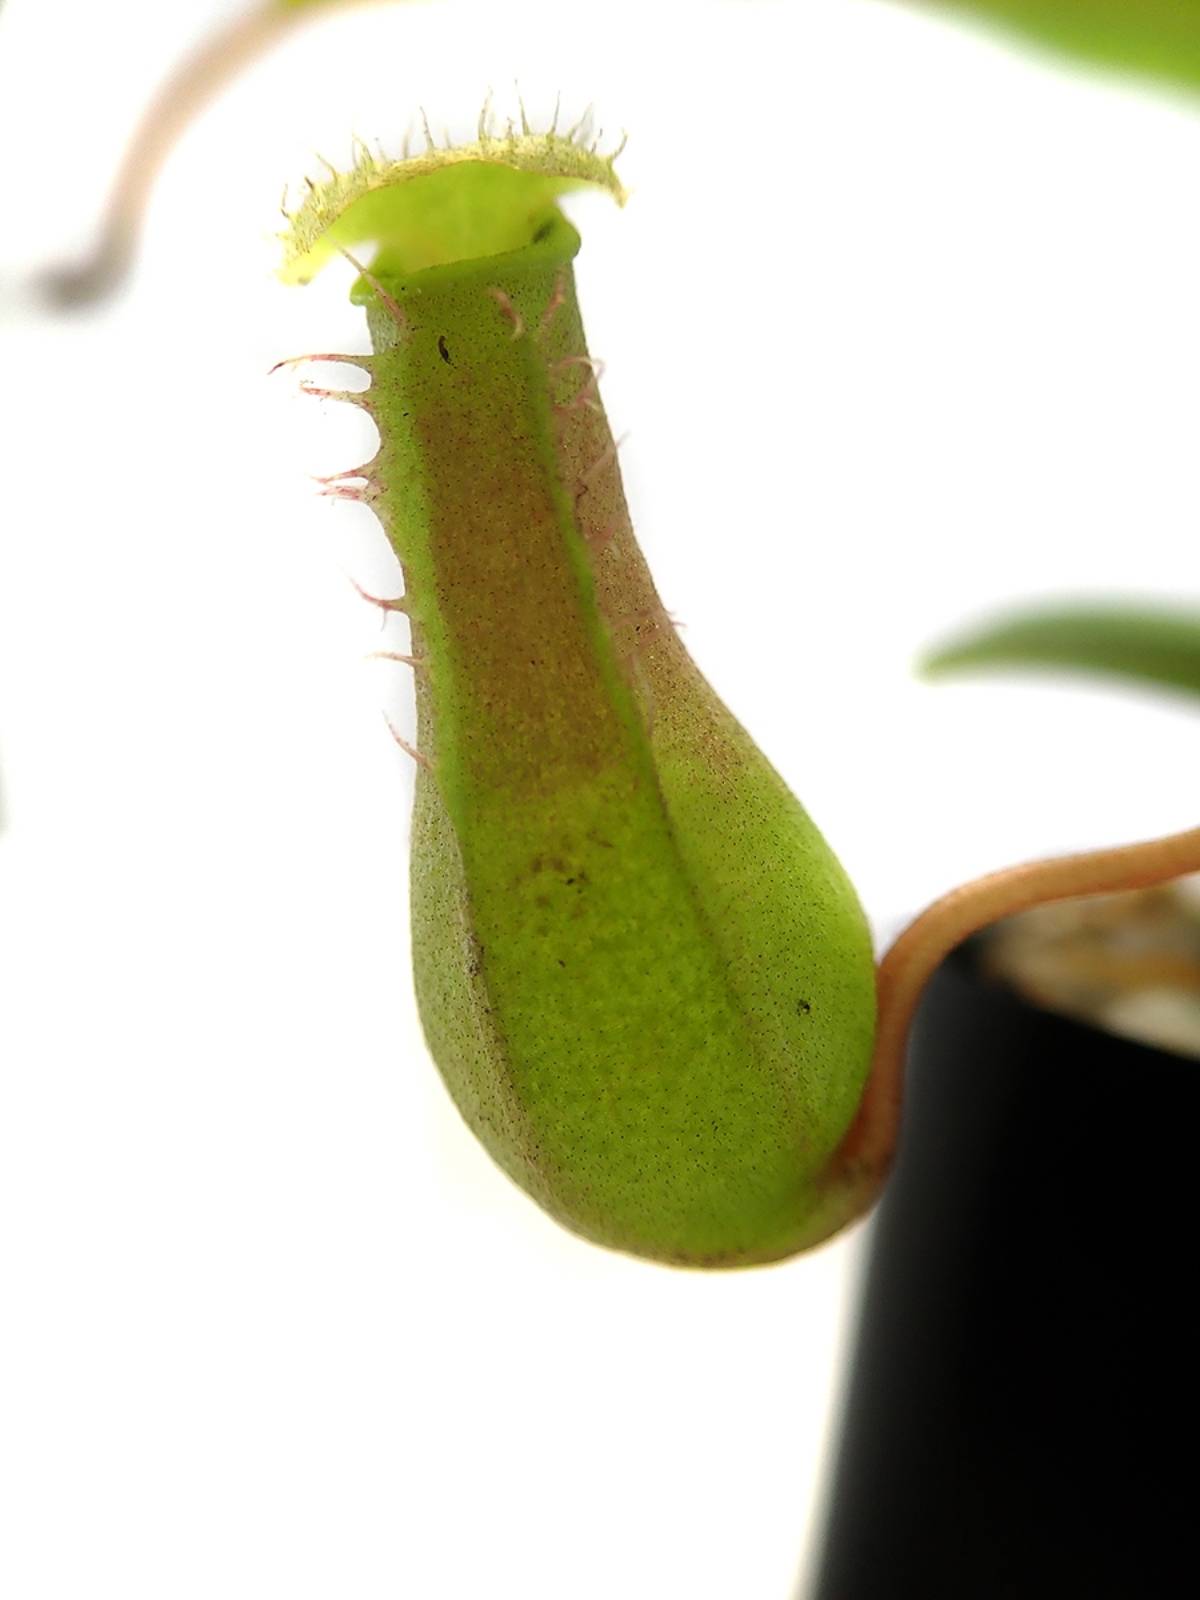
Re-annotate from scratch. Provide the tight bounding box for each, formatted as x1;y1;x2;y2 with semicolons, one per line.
41;1;396;309
31;1;1200;309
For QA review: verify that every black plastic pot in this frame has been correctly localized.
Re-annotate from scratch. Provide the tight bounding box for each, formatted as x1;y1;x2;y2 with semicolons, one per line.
813;938;1197;1599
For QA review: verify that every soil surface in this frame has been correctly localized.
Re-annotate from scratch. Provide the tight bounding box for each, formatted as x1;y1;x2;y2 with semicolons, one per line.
979;876;1200;1058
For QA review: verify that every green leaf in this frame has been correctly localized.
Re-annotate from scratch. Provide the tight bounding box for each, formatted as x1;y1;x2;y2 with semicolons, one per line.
921;602;1200;700
914;0;1200;99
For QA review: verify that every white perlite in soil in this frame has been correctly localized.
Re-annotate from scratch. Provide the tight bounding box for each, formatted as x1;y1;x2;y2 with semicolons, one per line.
980;877;1200;1060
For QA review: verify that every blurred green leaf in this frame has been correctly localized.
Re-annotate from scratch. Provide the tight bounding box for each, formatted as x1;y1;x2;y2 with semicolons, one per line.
921;603;1200;699
917;1;1200;98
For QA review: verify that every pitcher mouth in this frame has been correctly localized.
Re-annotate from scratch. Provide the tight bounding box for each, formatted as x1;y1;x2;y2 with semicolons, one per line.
279;118;627;286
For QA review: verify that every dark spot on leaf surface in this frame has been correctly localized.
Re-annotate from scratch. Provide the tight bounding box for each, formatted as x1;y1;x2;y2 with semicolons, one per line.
438;335;451;364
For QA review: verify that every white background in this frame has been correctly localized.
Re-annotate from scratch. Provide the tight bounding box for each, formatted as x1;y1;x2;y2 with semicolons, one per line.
1;2;1198;1596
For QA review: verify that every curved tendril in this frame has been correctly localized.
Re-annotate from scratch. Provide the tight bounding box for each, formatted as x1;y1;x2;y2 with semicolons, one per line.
834;823;1200;1214
42;2;384;307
